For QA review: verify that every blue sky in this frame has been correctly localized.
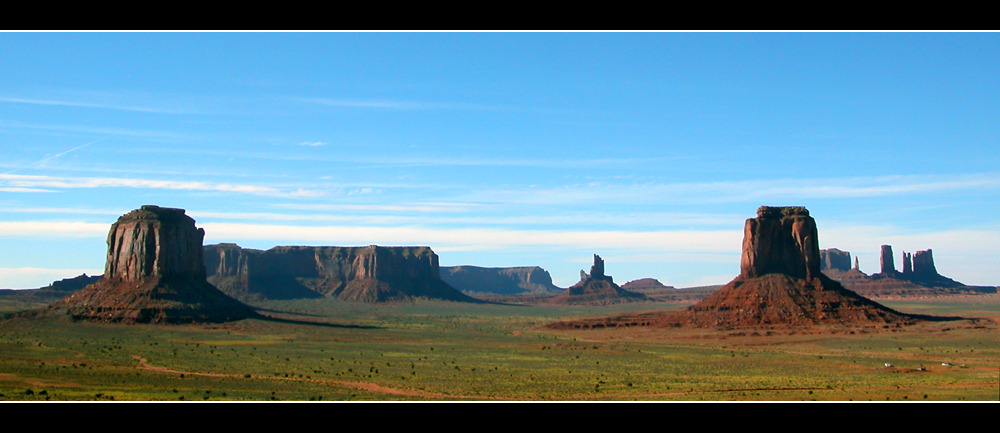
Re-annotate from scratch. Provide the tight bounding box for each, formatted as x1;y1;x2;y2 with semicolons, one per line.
1;32;998;289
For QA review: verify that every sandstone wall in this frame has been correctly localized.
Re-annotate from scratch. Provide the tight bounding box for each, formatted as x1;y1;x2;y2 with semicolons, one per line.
740;206;820;280
440;266;561;295
105;205;207;282
912;249;938;278
820;248;851;271
880;245;896;275
205;244;465;301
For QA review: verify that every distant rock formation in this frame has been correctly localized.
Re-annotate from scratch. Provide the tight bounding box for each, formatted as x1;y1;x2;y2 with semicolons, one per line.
912;249;937;278
204;243;478;303
551;206;916;329
820;244;995;298
548;255;647;305
54;206;256;323
880;245;897;276
439;266;562;295
620;278;675;291
0;274;102;304
819;248;851;271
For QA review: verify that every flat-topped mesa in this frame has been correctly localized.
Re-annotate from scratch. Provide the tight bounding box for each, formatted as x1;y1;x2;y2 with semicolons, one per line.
820;248;852;272
912;249;938;278
204;243;477;303
105;205;206;282
439;265;562;295
739;206;820;280
880;245;897;275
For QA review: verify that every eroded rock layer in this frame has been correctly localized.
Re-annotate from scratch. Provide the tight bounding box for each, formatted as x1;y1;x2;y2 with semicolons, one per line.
204;244;477;303
820;248;851;272
440;266;562;295
54;206;256;323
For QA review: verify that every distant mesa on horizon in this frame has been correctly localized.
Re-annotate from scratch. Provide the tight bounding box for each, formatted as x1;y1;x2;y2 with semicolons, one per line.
620;278;675;291
204;243;479;303
52;205;257;324
0;273;102;304
439;265;563;296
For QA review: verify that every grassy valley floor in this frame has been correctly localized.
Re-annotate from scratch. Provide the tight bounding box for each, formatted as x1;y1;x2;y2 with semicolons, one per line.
1;296;997;401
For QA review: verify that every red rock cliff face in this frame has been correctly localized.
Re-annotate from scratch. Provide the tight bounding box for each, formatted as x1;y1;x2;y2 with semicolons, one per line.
912;249;938;278
740;206;820;280
105;206;207;282
675;206;912;327
55;206;255;324
819;248;852;271
880;245;897;275
204;244;474;302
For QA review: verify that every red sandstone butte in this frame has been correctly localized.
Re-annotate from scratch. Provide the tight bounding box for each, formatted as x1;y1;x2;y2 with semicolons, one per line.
55;206;256;323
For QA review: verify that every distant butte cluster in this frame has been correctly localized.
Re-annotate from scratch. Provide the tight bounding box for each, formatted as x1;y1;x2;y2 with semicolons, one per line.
819;244;994;297
547;255;647;305
551;206;918;329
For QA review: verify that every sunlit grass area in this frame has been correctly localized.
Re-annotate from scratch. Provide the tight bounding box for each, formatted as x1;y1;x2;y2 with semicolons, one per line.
1;297;997;401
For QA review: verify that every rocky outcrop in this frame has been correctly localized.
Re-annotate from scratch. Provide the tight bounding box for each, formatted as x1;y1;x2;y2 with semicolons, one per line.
552;206;916;329
902;252;913;275
880;245;897;276
548;255;647;305
820;248;851;271
912;249;937;278
54;206;256;324
440;266;562;295
204;244;477;303
740;207;819;280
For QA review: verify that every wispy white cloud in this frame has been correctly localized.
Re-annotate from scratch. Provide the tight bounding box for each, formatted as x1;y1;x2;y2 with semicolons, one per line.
274;202;488;213
91;145;691;170
0;96;188;114
3;138;105;175
0;221;108;237
0;187;56;193
198;222;745;253
0;121;193;141
298;141;326;147
472;172;1000;206
295;97;497;111
0;206;744;229
0;207;125;216
0;174;323;198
